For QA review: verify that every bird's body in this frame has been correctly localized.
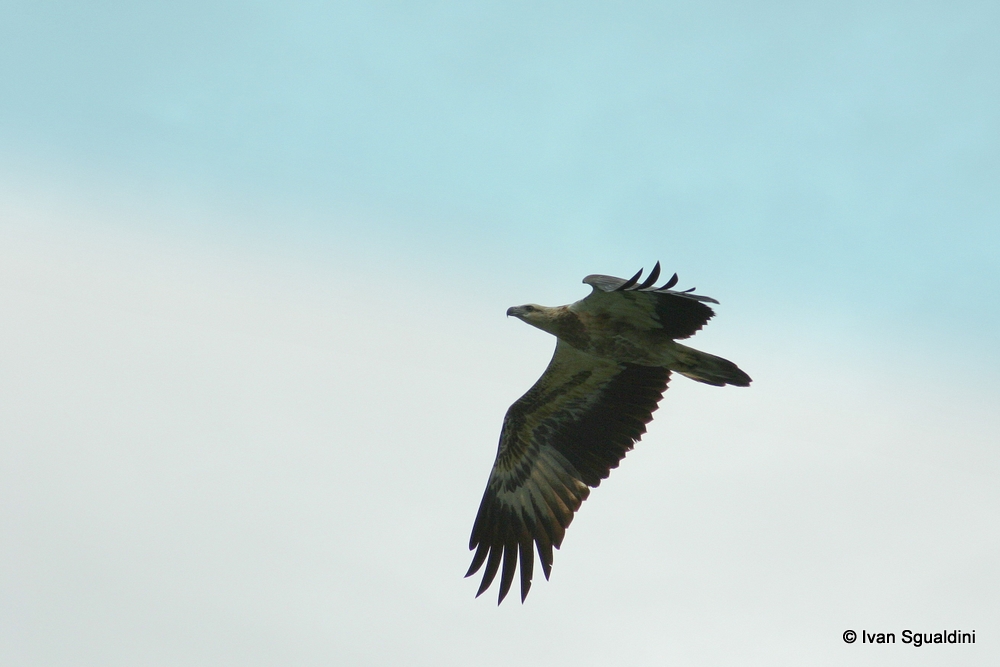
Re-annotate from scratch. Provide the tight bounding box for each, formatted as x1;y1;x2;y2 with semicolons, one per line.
511;293;746;385
467;263;750;604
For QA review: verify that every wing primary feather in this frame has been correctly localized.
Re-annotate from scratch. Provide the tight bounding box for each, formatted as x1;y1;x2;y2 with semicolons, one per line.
497;544;518;604
637;261;661;289
525;485;559;545
530;475;569;546
539;470;583;520
476;546;503;597
519;538;534;602
529;463;572;545
660;272;679;290
466;542;490;577
536;540;553;580
527;498;556;570
529;471;559;519
534;457;578;511
616;268;643;291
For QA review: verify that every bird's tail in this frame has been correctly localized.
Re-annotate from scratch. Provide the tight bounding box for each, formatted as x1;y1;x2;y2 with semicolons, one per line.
672;344;752;387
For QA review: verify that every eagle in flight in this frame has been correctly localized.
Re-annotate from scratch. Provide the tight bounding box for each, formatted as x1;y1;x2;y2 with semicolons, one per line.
466;262;751;604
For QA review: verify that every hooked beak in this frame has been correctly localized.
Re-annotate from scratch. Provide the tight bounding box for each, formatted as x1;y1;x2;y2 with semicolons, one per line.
506;306;524;318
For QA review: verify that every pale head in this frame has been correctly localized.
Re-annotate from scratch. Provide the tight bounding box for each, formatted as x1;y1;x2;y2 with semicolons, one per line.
506;304;562;335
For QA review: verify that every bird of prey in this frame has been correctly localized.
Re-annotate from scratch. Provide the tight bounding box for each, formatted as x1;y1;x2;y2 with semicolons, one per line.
466;262;751;604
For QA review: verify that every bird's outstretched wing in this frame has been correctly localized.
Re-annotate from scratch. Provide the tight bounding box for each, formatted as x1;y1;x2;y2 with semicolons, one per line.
582;261;718;340
467;341;670;604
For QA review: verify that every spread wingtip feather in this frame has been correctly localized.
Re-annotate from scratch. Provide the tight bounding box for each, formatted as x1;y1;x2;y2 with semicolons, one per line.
617;268;643;291
637;261;661;289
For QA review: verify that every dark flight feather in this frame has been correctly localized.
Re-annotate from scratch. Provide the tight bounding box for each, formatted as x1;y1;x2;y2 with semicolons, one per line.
636;261;661;289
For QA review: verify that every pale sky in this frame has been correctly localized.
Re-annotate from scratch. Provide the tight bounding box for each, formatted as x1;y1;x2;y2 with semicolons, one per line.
2;2;998;665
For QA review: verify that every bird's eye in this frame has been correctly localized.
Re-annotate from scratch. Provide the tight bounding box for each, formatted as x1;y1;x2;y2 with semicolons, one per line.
523;305;535;312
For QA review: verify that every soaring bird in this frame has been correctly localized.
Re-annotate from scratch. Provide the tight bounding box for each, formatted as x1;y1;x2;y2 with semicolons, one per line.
466;262;751;604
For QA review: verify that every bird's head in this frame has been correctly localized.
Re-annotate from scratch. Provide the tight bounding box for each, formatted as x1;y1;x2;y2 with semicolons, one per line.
506;304;543;319
506;304;561;334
